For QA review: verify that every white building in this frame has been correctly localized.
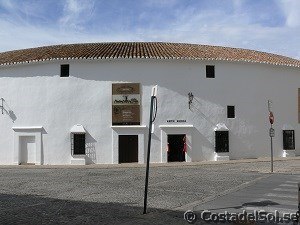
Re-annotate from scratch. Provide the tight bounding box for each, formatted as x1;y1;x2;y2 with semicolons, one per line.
0;42;299;165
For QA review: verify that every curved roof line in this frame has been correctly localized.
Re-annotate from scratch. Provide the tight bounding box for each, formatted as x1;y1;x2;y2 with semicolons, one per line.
0;42;299;68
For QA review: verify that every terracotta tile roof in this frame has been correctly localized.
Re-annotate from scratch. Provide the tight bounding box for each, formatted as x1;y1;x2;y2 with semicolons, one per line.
0;42;299;68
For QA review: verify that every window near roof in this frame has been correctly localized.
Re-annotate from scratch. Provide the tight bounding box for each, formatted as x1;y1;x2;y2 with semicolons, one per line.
60;64;69;77
206;65;215;78
227;106;235;118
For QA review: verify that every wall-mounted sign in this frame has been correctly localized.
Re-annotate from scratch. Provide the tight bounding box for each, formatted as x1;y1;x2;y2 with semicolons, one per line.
112;83;140;125
112;94;140;105
167;119;187;123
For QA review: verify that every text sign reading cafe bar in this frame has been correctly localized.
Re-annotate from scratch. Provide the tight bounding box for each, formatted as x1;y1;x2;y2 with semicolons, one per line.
112;83;140;125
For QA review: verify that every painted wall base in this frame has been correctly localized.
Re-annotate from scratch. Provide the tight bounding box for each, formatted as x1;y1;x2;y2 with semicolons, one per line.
71;155;86;165
215;152;230;161
282;150;296;157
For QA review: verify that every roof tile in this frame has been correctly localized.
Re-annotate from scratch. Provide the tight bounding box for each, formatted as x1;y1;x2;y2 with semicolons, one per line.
0;42;299;68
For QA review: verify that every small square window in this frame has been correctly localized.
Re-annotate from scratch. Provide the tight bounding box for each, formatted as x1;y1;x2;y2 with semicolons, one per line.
206;65;215;78
227;106;235;118
60;64;69;77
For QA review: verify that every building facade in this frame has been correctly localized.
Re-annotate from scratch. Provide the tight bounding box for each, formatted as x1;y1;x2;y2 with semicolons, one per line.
0;42;299;165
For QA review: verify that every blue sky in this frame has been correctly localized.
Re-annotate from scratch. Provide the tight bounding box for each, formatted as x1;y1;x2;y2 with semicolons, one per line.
0;0;299;58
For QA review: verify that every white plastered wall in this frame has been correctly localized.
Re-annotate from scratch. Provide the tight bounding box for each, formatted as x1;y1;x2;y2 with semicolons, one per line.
0;58;299;164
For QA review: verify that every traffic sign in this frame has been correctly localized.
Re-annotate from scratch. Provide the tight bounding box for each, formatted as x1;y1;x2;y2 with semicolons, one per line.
268;100;272;112
269;128;275;137
269;112;274;124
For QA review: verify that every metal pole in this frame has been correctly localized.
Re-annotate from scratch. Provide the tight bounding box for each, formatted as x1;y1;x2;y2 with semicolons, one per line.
297;182;300;223
270;124;274;173
1;98;3;114
143;95;155;214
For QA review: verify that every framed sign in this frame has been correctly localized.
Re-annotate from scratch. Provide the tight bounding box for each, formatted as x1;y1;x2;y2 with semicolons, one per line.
112;83;140;125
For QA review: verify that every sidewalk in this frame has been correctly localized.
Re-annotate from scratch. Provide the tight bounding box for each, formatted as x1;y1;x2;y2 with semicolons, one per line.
0;156;299;169
189;174;300;224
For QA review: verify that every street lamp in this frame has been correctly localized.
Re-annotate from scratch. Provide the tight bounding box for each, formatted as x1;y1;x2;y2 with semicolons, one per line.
188;92;194;109
143;85;158;214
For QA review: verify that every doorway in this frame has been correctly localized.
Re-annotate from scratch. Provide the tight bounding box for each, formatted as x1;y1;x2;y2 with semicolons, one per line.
167;134;186;162
119;135;138;163
20;136;36;165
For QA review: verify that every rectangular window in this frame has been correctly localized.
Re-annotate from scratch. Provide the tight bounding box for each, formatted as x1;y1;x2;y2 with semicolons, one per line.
73;134;85;155
283;130;295;150
60;64;69;77
227;106;235;118
215;131;229;152
206;65;215;78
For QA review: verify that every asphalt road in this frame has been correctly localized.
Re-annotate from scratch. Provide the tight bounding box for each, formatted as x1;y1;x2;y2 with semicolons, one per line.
0;158;299;224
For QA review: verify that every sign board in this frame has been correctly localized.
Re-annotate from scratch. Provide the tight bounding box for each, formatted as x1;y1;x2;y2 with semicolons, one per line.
269;128;275;137
268;100;272;112
269;112;274;124
112;83;140;125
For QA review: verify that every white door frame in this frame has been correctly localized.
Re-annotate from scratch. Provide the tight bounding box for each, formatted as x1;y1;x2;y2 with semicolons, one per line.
111;125;147;164
12;126;43;165
159;125;193;163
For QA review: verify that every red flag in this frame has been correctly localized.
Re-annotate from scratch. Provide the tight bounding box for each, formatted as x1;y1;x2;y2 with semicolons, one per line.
183;136;187;153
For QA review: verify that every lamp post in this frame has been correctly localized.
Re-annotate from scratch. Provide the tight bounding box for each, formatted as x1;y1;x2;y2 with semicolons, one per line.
188;92;194;109
1;98;4;114
268;100;274;173
143;85;158;214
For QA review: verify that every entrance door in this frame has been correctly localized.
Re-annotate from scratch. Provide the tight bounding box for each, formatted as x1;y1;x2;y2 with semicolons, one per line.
215;131;229;152
119;135;138;163
167;134;186;162
20;136;36;164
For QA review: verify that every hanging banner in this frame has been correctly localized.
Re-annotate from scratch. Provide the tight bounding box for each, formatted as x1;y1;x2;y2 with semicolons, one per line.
112;83;140;125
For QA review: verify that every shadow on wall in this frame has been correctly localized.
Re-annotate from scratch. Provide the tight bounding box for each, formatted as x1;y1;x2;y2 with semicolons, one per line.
190;96;258;159
1;98;17;122
193;128;215;161
85;131;97;164
189;97;221;160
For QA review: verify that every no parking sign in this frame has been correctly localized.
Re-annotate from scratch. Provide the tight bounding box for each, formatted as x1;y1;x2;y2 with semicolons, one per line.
269;111;274;125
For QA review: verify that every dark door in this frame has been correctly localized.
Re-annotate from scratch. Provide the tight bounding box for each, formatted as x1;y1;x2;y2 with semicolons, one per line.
119;135;138;163
167;134;186;162
215;131;229;152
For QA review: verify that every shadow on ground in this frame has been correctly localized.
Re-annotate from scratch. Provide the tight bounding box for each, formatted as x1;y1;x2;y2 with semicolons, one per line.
1;193;297;225
0;193;190;225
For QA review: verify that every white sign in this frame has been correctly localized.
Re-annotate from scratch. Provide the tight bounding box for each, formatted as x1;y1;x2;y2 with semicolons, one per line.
268;100;272;112
269;128;275;137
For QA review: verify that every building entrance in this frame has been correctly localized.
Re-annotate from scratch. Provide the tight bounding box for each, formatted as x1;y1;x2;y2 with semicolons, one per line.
167;134;186;162
118;135;138;163
20;136;36;165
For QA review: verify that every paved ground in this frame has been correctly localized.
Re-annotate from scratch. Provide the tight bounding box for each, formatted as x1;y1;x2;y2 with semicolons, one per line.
189;174;300;224
0;157;299;224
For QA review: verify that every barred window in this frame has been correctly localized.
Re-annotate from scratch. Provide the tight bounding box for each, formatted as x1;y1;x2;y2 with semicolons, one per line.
283;130;295;150
227;106;235;118
72;134;85;155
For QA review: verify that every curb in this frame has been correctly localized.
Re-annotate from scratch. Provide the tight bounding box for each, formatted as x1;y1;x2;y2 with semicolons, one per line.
0;157;299;169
